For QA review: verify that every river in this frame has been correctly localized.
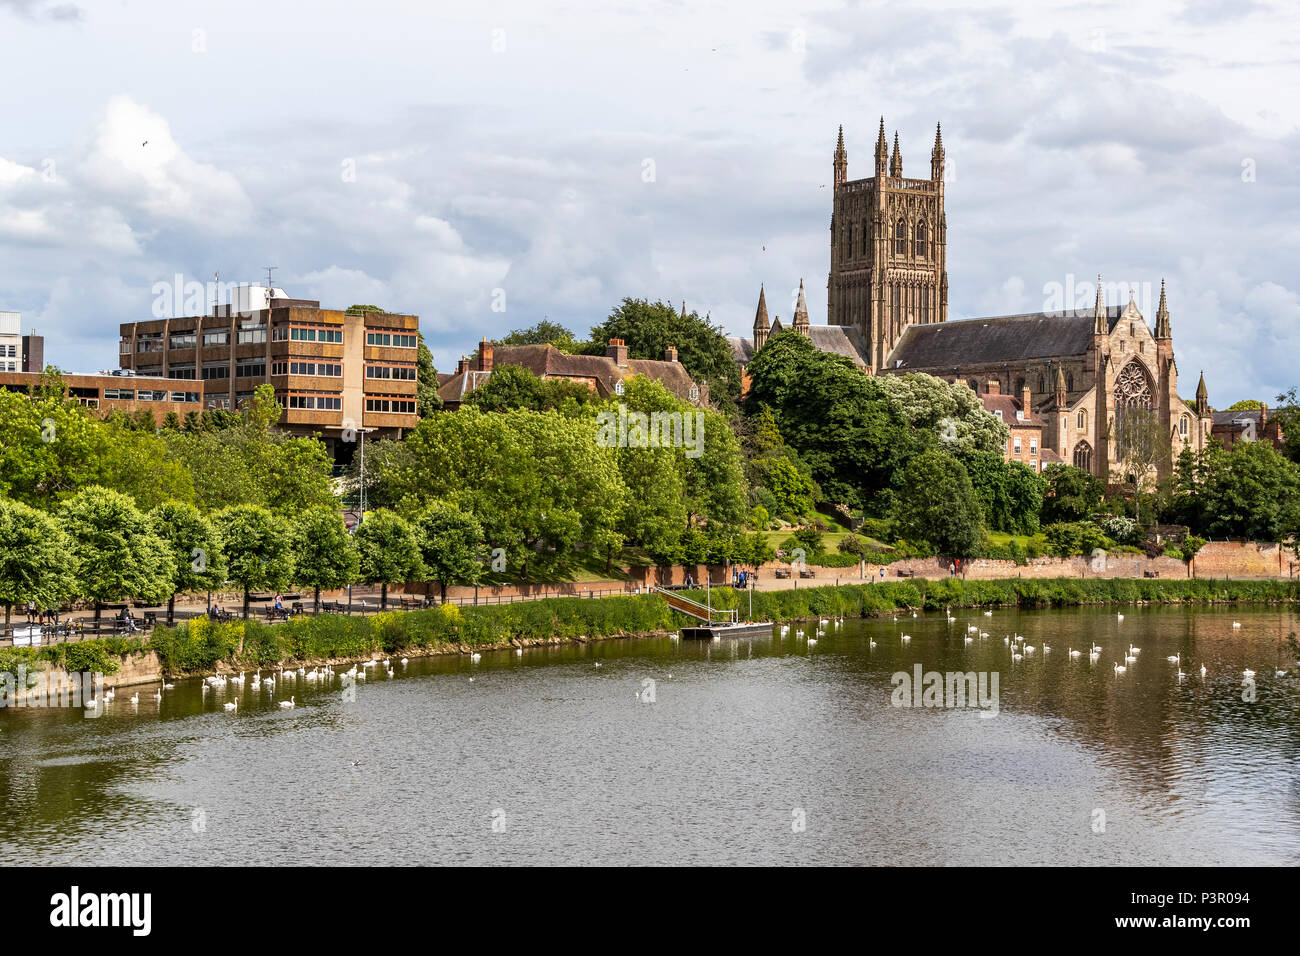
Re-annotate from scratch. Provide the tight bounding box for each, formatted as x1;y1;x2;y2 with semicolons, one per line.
2;605;1298;865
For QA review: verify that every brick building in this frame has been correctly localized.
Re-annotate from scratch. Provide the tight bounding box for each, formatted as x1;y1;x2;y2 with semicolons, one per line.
975;379;1054;472
438;337;706;409
1211;406;1285;452
118;286;419;452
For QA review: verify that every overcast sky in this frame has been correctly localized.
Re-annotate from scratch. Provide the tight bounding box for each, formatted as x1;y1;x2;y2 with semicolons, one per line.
1;0;1296;404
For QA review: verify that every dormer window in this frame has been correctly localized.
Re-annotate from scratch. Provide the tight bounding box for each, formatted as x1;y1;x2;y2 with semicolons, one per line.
688;384;699;402
1016;409;1025;421
993;409;1003;420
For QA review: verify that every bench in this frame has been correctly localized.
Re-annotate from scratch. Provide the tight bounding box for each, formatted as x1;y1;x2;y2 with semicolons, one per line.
896;569;915;578
774;567;791;579
264;608;290;622
799;567;816;579
1143;570;1160;578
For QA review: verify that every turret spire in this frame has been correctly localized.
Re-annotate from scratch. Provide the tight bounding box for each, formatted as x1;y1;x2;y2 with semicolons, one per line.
1196;370;1209;416
874;117;888;174
890;131;902;177
753;284;770;351
793;278;810;334
931;122;945;181
1093;273;1107;334
1154;278;1171;339
833;125;847;186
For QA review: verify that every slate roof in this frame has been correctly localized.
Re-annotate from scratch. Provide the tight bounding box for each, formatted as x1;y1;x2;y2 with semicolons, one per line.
1211;409;1262;427
887;307;1124;370
729;323;871;368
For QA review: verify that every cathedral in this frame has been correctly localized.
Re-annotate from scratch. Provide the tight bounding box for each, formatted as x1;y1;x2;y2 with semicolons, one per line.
729;120;1214;481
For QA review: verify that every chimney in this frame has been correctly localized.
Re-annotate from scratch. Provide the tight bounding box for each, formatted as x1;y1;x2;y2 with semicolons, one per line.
664;345;678;363
606;337;628;367
1021;384;1032;416
984;379;1000;395
456;355;469;375
478;338;493;372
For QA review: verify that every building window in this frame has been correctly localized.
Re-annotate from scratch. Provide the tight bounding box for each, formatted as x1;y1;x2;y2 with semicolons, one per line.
236;357;266;378
1180;415;1188;437
914;222;927;257
1030;437;1038;453
894;219;906;255
203;330;229;347
136;333;164;353
366;332;417;348
202;362;230;380
1015;377;1025;395
1013;437;1022;454
237;325;267;345
168;364;196;380
170;391;200;403
169;331;197;349
919;286;929;324
365;365;416;380
1073;441;1093;472
1077;409;1087;430
891;286;901;326
103;388;135;400
1037;374;1046;393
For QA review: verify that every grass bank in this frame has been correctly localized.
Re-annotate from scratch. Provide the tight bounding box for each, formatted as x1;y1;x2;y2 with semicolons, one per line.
688;577;1300;621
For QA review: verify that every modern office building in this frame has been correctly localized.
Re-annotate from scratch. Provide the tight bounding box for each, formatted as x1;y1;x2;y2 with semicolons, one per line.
0;311;21;372
118;285;420;452
0;369;204;421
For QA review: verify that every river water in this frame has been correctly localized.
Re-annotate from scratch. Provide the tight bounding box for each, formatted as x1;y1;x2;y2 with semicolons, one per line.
2;606;1298;866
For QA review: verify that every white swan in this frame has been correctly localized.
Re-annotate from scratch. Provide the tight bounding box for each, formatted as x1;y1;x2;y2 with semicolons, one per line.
153;685;163;701
1200;664;1207;677
901;634;911;642
984;611;993;617
129;693;139;704
279;696;295;709
1042;644;1050;654
1069;647;1081;658
470;652;482;663
1117;613;1124;621
224;698;237;711
869;639;877;648
964;636;973;645
1114;662;1126;674
515;647;523;657
1167;652;1180;664
1242;668;1255;678
162;680;174;689
807;637;817;646
400;657;409;665
103;688;115;701
1232;622;1241;628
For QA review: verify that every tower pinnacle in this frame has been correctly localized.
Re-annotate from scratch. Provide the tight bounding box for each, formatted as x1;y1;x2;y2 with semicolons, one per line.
1154;278;1171;339
890;131;902;177
833;124;847;186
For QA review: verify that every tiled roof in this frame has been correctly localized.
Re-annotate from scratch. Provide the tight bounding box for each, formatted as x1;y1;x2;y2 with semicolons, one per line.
437;344;705;406
887;307;1124;370
728;324;871;368
979;392;1044;427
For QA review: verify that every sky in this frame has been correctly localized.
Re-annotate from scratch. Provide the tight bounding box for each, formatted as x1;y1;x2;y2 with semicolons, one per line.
1;0;1297;405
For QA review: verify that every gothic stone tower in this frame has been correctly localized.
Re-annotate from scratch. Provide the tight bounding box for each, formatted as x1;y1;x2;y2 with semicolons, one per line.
828;119;948;371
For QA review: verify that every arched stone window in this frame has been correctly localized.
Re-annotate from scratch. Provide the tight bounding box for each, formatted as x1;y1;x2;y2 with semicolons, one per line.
894;218;907;255
1180;415;1188;437
919;285;929;324
1073;440;1093;472
861;220;869;257
1077;409;1087;431
1113;360;1154;457
1015;376;1025;395
1037;373;1046;393
914;221;927;257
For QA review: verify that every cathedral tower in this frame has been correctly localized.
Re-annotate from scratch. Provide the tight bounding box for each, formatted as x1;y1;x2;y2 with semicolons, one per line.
828;120;948;371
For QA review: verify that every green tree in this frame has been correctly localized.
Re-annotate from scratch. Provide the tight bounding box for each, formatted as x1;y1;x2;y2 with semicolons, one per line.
388;407;625;578
1226;399;1264;411
1174;440;1300;541
355;509;423;609
151;501;226;624
964;452;1047;535
876;373;1009;458
464;363;596;415
0;498;77;629
1041;463;1105;524
497;320;579;350
292;506;360;612
412;501;485;602
587;298;742;409
1114;405;1170;526
894;451;984;559
745;330;909;509
415;332;441;418
216;504;295;618
60;486;174;622
1274;387;1300;464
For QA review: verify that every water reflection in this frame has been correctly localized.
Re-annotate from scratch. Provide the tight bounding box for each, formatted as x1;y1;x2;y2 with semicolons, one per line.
1;606;1297;865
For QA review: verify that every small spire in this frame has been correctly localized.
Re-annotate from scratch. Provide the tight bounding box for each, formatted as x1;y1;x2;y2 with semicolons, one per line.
794;278;810;330
833;124;848;185
1094;273;1107;334
1196;370;1208;401
875;117;888;168
931;122;945;180
681;300;687;320
753;284;769;332
1155;278;1171;338
1055;363;1066;390
890;131;902;177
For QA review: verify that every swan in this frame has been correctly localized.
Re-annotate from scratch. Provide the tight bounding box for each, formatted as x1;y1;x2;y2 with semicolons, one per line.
103;689;115;701
1276;669;1287;678
901;634;911;642
1178;669;1186;680
153;685;162;701
1167;653;1180;664
1012;651;1023;661
1091;644;1102;653
979;631;989;638
808;637;817;646
400;658;409;665
912;612;917;617
1242;669;1255;678
1069;647;1081;658
1024;645;1035;653
1125;654;1136;663
279;696;295;709
515;648;523;657
984;611;993;617
869;639;877;648
1042;645;1050;654
129;693;139;704
964;636;973;645
967;625;978;633
1114;662;1126;674
1117;613;1124;621
1200;664;1207;677
594;662;602;668
386;667;394;677
230;671;244;685
264;676;275;688
1232;622;1241;628
1003;636;1010;645
224;699;237;711
162;680;174;689
298;666;306;675
470;653;482;663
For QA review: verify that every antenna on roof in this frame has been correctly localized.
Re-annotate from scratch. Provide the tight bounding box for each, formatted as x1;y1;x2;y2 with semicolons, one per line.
264;265;278;289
